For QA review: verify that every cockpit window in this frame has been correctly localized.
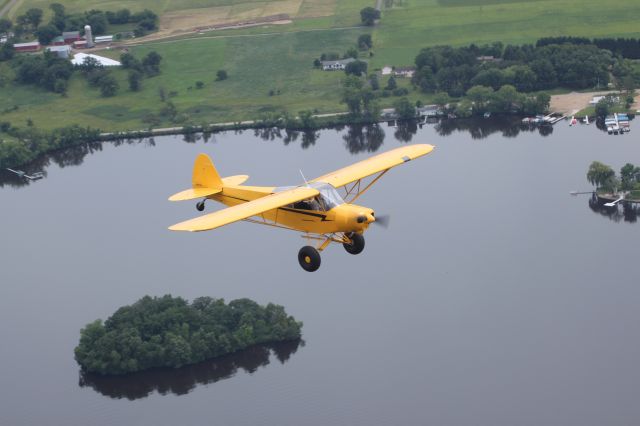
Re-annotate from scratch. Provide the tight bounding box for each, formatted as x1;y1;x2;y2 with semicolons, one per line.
316;184;345;211
280;183;345;212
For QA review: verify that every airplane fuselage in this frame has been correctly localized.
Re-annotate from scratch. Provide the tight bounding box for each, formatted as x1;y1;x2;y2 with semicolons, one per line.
211;184;375;234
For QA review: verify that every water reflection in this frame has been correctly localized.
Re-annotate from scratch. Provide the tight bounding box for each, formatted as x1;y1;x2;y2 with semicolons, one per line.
78;339;303;400
394;120;419;143
1;119;560;188
588;195;639;223
434;117;554;139
342;124;386;153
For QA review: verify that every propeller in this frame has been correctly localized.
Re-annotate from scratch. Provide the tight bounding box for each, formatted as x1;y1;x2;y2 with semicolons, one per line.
373;214;390;228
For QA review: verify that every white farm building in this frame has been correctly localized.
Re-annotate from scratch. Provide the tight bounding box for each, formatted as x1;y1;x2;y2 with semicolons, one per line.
71;53;121;67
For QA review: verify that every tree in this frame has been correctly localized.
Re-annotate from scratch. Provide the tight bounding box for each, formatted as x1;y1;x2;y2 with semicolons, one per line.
369;73;379;90
595;98;610;118
360;7;381;26
433;92;450;111
85;10;108;34
195;81;204;89
120;53;142;72
358;34;372;50
620;163;640;190
216;70;228;81
490;85;522;113
0;43;15;62
128;70;142;91
142;51;162;76
587;161;616;189
393;97;416;119
345;60;367;76
297;110;316;129
0;18;12;35
99;75;119;97
36;24;59;45
385;75;397;90
344;47;358;59
470;68;505;90
466;85;493;114
49;3;65;17
25;8;43;29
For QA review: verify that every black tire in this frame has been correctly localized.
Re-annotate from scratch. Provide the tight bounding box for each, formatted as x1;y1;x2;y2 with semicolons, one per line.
343;233;365;255
196;201;205;212
298;246;321;272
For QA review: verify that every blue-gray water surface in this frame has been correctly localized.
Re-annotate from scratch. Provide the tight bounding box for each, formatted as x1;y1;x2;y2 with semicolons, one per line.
0;120;638;426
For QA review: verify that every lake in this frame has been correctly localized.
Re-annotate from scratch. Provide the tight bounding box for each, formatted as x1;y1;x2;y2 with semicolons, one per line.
1;119;638;426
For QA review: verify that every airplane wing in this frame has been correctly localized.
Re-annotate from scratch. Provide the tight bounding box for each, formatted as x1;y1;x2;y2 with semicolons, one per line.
169;186;319;232
312;144;434;188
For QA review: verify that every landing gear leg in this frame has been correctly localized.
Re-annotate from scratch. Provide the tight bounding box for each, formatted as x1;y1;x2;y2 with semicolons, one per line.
298;246;321;272
196;200;206;212
343;233;365;255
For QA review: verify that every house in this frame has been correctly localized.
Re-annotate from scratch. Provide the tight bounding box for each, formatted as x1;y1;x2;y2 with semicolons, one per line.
46;45;71;59
13;41;41;52
321;58;356;71
62;31;82;44
393;66;415;78
51;36;66;46
94;35;114;44
71;53;121;67
381;66;392;75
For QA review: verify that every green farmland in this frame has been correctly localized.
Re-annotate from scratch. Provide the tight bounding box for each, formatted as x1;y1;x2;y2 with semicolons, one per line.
1;0;640;132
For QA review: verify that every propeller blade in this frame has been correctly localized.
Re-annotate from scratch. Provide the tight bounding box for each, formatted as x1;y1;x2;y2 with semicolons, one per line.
373;214;390;228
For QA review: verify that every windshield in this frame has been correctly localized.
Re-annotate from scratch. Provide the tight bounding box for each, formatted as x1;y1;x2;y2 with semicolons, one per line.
315;183;345;211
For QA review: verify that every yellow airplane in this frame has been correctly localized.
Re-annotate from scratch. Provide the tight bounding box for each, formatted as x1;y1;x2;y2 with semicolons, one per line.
169;144;434;271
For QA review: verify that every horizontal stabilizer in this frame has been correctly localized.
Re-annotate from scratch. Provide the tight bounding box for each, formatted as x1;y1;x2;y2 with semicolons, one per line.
169;187;222;201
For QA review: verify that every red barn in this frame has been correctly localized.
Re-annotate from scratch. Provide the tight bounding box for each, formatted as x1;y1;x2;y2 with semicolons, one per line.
62;31;81;44
14;41;41;52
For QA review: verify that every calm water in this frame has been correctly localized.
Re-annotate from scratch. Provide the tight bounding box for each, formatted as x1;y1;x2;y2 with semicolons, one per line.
1;119;638;426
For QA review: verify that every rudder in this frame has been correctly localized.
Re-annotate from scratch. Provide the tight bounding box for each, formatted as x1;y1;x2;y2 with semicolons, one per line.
192;153;223;189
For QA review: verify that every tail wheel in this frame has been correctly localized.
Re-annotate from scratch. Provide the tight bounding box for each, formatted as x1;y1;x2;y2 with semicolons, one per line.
298;246;321;272
343;233;365;255
196;200;205;211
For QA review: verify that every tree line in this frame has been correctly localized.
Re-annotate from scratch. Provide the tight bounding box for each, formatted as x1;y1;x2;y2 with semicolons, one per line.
537;36;640;59
74;295;303;375
0;123;100;169
5;48;161;96
412;42;616;98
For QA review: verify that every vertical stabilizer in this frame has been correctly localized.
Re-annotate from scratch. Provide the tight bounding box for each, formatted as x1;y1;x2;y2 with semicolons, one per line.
192;153;223;189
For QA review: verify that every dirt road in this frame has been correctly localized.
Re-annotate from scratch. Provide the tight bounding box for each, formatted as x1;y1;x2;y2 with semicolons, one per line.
0;0;18;18
549;91;619;115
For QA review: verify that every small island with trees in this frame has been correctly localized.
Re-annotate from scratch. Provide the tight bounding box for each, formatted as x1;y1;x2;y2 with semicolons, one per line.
74;295;303;375
587;161;640;202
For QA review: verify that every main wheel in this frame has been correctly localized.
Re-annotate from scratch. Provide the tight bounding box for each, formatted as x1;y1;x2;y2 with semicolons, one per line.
343;233;365;255
298;246;321;272
196;200;205;211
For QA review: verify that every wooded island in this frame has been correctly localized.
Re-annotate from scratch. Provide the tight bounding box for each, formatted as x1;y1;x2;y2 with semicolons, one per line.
74;295;303;375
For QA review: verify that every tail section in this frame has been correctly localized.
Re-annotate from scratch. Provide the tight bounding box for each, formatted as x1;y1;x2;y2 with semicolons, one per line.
169;154;249;201
192;153;223;190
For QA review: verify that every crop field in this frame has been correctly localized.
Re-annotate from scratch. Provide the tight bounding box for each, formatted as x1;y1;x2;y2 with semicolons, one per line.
6;0;367;34
372;0;640;68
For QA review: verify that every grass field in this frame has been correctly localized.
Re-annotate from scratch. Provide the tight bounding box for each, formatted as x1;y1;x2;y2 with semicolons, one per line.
2;0;640;133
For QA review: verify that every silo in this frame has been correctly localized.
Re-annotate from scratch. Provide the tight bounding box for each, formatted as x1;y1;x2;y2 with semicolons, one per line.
84;25;94;48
